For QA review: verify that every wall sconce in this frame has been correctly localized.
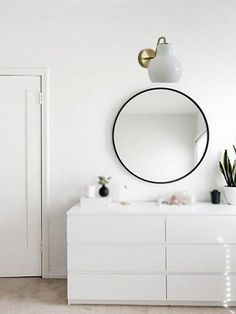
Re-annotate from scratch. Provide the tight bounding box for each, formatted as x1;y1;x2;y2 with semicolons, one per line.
138;36;181;82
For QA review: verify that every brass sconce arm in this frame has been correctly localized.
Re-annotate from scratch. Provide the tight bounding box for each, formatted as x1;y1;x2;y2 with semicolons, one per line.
138;36;167;68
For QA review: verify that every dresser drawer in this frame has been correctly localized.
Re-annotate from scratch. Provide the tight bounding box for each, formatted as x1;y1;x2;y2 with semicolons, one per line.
68;274;166;301
166;216;236;243
167;274;236;301
68;244;165;273
167;244;236;273
67;216;165;243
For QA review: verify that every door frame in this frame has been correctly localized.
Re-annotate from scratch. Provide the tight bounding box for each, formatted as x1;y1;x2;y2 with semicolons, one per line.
0;69;49;278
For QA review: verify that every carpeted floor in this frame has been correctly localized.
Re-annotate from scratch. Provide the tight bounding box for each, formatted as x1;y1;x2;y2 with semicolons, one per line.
0;278;235;314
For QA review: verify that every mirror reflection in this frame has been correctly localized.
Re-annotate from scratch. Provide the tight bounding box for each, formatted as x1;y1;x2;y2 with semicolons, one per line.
113;88;209;183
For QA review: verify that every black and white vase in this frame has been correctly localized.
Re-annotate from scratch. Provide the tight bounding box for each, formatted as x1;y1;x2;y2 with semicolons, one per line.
99;184;109;197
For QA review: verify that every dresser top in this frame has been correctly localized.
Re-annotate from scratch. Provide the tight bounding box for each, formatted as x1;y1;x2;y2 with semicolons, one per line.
67;201;236;216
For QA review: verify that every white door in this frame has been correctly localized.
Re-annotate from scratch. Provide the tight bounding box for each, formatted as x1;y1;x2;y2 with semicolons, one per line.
0;76;41;276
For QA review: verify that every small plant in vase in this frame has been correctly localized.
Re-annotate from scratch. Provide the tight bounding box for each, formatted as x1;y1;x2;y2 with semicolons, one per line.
97;176;111;197
219;145;236;204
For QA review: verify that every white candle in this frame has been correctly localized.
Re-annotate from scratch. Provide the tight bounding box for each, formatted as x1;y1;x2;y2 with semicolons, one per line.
85;185;96;198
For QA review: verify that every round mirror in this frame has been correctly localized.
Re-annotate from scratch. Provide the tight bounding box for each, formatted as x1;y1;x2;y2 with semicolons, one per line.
112;88;209;184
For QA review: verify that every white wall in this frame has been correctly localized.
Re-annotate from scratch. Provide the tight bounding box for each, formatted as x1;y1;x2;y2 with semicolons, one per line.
0;0;236;276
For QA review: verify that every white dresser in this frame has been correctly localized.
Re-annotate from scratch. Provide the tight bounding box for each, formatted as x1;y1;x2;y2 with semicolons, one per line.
67;202;236;305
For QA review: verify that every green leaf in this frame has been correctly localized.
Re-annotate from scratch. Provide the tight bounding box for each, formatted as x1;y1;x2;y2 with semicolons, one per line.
228;156;233;186
219;146;236;187
219;161;229;185
223;150;231;186
97;175;111;185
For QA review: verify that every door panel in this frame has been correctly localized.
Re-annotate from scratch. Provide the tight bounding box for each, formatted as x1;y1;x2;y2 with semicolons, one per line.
0;76;41;276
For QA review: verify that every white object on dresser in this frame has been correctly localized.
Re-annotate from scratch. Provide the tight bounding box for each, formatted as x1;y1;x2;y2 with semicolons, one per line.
67;202;236;306
85;186;96;198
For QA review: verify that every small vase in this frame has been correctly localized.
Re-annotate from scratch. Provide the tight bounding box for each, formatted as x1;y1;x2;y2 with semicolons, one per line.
211;189;221;204
99;185;109;197
223;186;236;205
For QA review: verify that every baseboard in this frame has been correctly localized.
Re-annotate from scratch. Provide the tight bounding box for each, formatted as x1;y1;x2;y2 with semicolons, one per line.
46;271;67;279
68;299;236;306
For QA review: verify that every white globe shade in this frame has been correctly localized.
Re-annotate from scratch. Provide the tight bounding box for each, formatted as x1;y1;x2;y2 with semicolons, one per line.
148;44;181;82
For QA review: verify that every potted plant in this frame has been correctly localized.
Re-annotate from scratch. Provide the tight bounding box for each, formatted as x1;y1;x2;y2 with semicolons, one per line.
97;176;111;197
219;145;236;205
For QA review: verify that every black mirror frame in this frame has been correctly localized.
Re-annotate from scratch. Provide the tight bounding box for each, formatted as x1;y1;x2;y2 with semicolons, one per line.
112;87;210;184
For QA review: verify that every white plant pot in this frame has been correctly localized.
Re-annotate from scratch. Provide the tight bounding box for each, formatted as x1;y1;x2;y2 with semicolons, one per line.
223;186;236;205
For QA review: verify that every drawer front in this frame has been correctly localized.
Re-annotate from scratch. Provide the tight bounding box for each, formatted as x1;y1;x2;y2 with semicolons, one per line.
68;274;166;301
166;216;236;243
68;244;165;273
67;216;165;243
167;275;236;301
167;244;236;273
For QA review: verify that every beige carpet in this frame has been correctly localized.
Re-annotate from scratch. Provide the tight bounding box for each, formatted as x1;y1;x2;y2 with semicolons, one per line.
0;278;235;314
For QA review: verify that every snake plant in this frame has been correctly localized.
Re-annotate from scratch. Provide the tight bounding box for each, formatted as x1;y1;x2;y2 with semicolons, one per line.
219;145;236;187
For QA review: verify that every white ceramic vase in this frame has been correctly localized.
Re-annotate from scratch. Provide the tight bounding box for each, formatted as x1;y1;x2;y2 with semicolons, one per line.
223;186;236;205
